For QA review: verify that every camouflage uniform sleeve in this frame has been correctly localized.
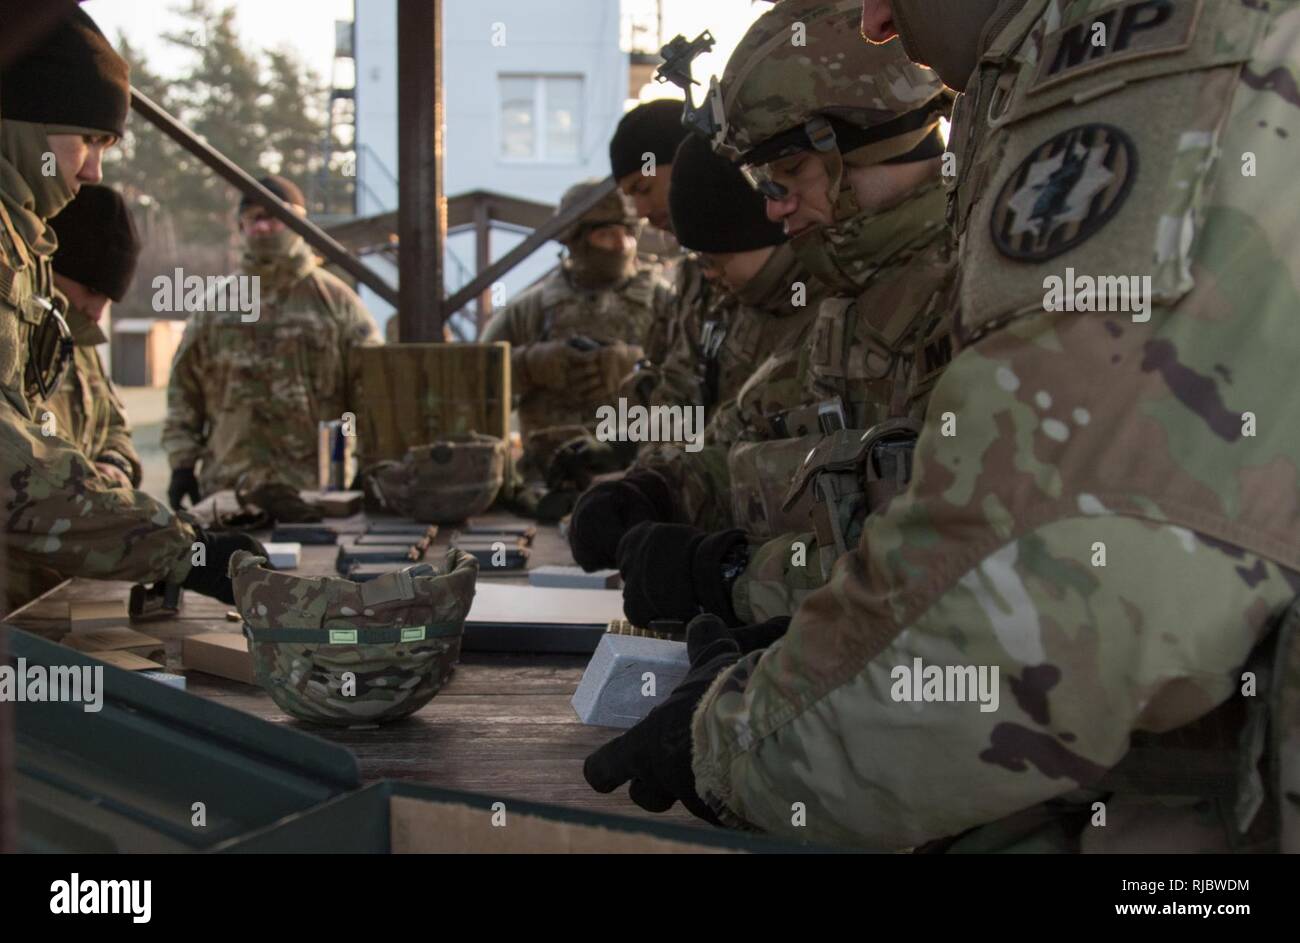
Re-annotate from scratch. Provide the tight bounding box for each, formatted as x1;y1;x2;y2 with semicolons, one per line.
691;311;1300;847
482;295;543;397
161;313;208;471
2;402;197;584
632;442;734;532
91;350;142;486
650;267;712;408
694;509;1294;848
729;529;829;623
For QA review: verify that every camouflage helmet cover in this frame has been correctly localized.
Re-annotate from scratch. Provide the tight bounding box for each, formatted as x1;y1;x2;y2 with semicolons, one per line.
364;433;507;524
718;0;944;167
556;179;640;245
231;547;479;726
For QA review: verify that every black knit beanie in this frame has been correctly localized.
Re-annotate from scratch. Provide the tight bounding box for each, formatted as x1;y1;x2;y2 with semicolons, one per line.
238;174;307;214
668;135;787;254
609;99;689;181
1;8;131;140
52;185;141;303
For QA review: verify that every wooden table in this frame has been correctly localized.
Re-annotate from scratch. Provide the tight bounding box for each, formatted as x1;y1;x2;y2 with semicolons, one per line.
5;497;699;829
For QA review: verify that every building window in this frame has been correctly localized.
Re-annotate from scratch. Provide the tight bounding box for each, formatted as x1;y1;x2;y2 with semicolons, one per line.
499;74;582;162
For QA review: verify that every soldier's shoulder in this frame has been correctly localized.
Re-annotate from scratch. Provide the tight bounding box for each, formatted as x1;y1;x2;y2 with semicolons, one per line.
302;266;370;315
506;271;561;313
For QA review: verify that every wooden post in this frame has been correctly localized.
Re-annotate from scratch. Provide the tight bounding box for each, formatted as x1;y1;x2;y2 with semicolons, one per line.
474;197;493;337
397;0;446;343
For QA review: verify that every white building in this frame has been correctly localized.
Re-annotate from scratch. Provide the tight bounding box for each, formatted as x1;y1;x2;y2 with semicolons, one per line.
352;0;632;335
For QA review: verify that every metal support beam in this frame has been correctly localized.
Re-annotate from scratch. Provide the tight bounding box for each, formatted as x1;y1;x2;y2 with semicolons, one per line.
396;0;446;343
443;176;616;318
474;198;493;334
130;88;400;308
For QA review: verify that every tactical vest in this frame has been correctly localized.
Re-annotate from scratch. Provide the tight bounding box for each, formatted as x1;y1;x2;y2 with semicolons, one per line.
511;265;662;445
0;197;60;419
752;223;956;569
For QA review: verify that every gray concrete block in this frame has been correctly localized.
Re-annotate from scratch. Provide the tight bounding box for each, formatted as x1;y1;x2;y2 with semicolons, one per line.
530;566;621;589
571;634;691;729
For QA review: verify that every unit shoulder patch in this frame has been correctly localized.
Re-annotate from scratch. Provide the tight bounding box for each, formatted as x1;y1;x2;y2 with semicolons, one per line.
1031;0;1202;95
990;124;1137;262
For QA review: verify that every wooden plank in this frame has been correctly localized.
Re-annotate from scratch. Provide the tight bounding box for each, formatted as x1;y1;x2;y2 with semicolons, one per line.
356;343;511;463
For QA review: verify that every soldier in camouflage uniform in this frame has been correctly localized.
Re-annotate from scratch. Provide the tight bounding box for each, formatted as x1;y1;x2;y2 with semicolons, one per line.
481;181;671;479
588;0;1300;853
609;98;716;405
163;174;383;504
1;9;261;615
571;1;953;579
5;185;148;608
231;547;479;726
44;184;143;489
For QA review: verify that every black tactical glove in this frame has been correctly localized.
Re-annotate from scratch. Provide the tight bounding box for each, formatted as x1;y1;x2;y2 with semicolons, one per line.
615;522;747;628
181;528;269;605
168;466;201;510
584;614;743;823
569;468;676;571
723;616;793;654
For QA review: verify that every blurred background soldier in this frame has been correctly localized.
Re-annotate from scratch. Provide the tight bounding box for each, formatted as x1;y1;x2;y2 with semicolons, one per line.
481;180;670;486
1;8;260;614
46;184;143;490
163;174;383;506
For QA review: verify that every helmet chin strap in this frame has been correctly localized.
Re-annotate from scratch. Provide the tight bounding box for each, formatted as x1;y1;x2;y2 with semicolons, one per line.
804;117;862;222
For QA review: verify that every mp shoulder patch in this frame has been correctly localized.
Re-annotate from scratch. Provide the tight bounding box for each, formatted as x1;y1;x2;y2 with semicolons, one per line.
990;124;1137;263
1031;0;1202;94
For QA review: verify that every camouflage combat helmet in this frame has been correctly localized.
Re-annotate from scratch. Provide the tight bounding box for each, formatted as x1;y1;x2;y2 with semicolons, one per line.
556;179;640;246
231;548;479;726
715;0;945;216
363;433;507;523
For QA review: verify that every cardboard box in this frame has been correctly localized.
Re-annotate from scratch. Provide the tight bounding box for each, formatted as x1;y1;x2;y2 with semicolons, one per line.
68;600;129;632
62;627;165;663
218;782;811;854
182;632;255;684
91;650;164;672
